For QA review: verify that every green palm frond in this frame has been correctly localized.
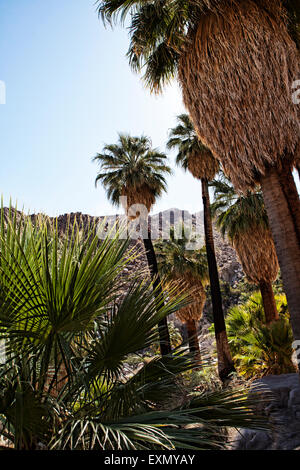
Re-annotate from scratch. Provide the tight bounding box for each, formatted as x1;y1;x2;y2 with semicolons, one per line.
0;209;133;391
167;114;209;170
93;133;171;208
96;0;300;91
52;384;269;450
210;174;269;241
225;292;295;378
155;226;209;283
0;206;268;450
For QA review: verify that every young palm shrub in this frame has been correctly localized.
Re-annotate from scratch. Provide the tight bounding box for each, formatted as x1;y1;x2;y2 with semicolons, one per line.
167;114;234;381
0;208;267;450
93;134;172;355
97;0;300;358
226;292;296;379
155;227;209;363
211;177;279;324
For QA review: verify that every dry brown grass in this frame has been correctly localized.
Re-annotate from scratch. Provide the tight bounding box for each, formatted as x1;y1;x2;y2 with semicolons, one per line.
178;0;300;191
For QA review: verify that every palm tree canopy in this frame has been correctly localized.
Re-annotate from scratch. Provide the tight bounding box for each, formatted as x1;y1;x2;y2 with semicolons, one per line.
155;226;209;283
167;114;219;180
97;0;300;93
210;176;269;241
97;1;300;191
93;134;171;213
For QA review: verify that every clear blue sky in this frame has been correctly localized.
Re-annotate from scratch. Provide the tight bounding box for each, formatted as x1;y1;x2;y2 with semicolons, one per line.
1;0;298;217
0;0;205;217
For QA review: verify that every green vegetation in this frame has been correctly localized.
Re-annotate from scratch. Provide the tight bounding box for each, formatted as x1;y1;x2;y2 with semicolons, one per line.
2;0;300;451
0;209;268;450
226;292;296;379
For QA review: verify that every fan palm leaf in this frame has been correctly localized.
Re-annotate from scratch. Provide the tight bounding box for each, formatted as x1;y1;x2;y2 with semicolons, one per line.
0;207;268;450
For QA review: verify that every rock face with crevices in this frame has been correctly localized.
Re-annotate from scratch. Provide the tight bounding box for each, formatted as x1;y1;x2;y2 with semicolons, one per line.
232;374;300;450
0;206;245;289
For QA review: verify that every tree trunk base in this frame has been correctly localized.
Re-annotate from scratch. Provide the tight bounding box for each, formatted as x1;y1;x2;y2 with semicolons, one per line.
143;227;172;356
202;179;235;382
261;168;300;345
259;281;279;324
186;319;201;367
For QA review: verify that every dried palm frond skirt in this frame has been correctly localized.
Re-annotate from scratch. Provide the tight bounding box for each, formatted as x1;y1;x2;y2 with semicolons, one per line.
121;185;155;220
179;0;300;191
233;226;279;285
172;274;207;323
188;150;220;181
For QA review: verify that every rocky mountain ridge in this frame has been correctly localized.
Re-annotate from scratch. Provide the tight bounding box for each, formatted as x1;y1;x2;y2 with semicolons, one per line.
1;206;244;290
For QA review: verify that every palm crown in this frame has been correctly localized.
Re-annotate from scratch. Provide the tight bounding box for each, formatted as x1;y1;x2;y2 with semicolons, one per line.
210;175;279;287
93;134;171;213
155;226;209;283
167;114;219;180
210;175;269;241
97;0;300;93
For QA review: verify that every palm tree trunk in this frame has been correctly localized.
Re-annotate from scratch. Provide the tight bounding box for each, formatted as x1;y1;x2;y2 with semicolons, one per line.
278;164;300;243
261;168;300;352
201;179;235;382
186;319;201;364
142;221;172;356
259;280;279;324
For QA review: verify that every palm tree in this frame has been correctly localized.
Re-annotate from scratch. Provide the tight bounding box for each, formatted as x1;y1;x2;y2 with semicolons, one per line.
93;134;172;355
167;114;234;381
0;208;267;450
155;227;209;363
211;176;279;324
97;0;300;359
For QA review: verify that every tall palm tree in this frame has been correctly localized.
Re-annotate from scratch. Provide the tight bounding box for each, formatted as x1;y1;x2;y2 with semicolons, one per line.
211;176;279;324
155;227;209;363
97;0;300;357
167;114;234;381
93;134;172;355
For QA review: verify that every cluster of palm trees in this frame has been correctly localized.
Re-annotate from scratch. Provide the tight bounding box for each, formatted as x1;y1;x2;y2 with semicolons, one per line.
95;0;300;378
93;113;292;382
93;128;231;380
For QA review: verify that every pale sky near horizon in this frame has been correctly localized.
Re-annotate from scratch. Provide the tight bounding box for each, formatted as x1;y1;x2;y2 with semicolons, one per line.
0;0;206;217
0;0;299;218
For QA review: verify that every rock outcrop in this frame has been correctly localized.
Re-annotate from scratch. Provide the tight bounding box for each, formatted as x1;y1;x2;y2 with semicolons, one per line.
232;374;300;450
0;206;245;290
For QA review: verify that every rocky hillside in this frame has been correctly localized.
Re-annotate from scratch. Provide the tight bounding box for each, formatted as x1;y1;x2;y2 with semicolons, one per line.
0;206;244;290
